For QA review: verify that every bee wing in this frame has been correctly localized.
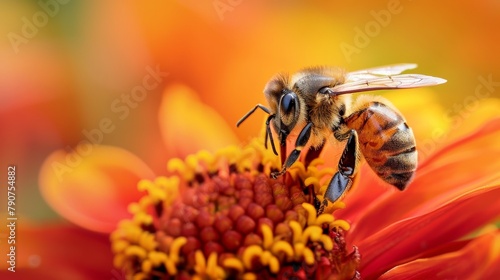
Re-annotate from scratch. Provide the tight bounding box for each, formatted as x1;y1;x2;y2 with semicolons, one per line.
347;63;418;78
331;64;446;95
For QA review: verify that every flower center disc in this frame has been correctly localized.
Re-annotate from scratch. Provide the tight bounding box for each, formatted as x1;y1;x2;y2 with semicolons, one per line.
111;141;360;279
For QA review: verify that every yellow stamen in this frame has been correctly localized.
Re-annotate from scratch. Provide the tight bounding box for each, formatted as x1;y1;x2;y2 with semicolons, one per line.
167;158;194;181
304;177;321;192
289;221;303;244
288;162;307;180
207;252;218;276
270;241;294;259
124;245;147;259
242;273;257;280
194;250;206;274
138;232;157;251
242;245;263;270
185;154;199;171
330;219;351;231
302;247;315;265
315;213;335;226
141;259;152;273
268;255;280;274
261;224;274;249
308;158;325;167
138;196;153;209
206;252;226;279
239;149;258;172
301;225;323;243
293;242;305;261
261;149;280;172
133;272;148;280
139;178;171;203
113;254;126;268
118;222;141;242
306;165;320;178
260;250;273;265
169;237;187;263
302;203;318;226
112;240;129;254
133;212;153;225
148;251;167;266
137;179;154;192
223;257;245;272
164;258;178;275
195;149;217;172
259;251;281;274
128;202;141;214
214;146;238;164
164;177;180;205
319;234;334;251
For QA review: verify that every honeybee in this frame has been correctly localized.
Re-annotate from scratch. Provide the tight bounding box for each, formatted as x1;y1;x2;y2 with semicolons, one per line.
237;64;446;212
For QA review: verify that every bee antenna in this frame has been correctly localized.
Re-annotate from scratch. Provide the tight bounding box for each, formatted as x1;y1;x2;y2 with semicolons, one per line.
236;104;271;127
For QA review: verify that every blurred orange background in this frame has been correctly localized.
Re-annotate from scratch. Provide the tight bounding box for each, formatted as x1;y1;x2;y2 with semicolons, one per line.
0;0;498;267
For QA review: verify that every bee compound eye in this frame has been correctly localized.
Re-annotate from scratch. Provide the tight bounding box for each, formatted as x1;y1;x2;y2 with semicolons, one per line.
281;92;297;115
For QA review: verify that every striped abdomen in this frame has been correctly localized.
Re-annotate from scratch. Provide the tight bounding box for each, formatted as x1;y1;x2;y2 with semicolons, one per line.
345;101;417;190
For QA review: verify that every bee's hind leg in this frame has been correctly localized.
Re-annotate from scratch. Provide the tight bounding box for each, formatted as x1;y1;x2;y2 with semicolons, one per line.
319;130;359;214
271;122;313;179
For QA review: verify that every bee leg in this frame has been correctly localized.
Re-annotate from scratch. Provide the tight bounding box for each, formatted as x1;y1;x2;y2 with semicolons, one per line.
271;122;313;179
319;130;359;214
264;114;278;155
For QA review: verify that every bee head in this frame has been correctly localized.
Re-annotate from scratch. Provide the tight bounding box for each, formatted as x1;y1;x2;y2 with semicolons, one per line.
264;75;301;146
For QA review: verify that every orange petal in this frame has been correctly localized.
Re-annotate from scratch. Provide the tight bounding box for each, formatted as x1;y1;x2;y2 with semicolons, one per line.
344;118;500;239
481;247;500;279
445;98;500;142
39;145;155;233
414;97;500;162
0;223;113;279
418;117;500;170
158;84;239;158
354;184;500;278
378;230;500;280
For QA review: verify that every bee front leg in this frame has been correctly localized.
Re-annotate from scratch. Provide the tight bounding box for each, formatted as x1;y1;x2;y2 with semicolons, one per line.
271;122;313;179
320;130;359;213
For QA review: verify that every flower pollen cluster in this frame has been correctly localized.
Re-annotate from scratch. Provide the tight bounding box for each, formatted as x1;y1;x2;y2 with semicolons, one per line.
111;140;360;279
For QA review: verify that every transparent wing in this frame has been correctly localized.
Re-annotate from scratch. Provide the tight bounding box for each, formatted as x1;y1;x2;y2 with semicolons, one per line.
331;64;446;95
347;63;418;78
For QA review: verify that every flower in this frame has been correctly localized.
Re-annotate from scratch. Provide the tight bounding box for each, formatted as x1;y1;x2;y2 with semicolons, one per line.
9;1;499;278
111;140;359;279
109;116;500;279
39;86;500;279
